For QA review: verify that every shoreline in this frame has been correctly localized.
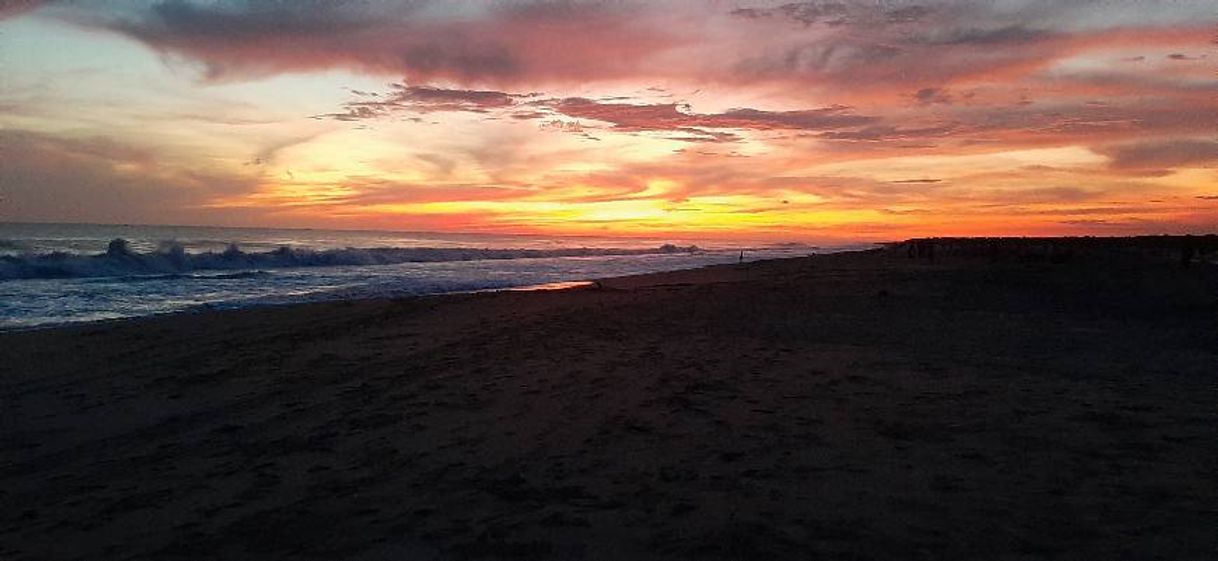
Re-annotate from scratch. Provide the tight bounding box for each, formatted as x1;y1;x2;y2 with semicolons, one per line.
0;277;602;335
3;247;1216;560
0;252;822;334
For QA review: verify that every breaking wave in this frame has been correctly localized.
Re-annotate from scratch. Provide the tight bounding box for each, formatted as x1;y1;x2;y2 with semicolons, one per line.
0;238;700;280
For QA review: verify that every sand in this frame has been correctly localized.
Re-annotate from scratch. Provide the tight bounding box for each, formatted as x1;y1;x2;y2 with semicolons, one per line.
2;248;1216;560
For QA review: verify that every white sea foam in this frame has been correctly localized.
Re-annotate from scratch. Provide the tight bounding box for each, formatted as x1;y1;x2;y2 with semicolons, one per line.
0;239;700;280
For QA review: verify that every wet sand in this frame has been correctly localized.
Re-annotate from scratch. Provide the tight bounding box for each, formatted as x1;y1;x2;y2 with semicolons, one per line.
2;248;1216;560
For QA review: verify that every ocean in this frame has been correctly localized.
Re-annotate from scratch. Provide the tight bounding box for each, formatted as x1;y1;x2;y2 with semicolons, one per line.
0;222;867;329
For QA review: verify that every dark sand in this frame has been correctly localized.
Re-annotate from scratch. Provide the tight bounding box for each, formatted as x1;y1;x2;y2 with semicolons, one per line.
2;248;1216;560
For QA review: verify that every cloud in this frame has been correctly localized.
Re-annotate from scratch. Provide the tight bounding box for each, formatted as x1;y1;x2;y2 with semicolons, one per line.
63;1;679;84
317;86;878;141
913;87;952;105
922;25;1050;46
815;123;957;143
548;98;876;139
248;133;325;166
47;0;1207;97
320;179;539;206
730;2;933;27
800;97;1218;158
725;6;1215;97
0;129;258;223
316;84;529;120
0;0;48;20
1058;218;1152;227
1100;139;1218;171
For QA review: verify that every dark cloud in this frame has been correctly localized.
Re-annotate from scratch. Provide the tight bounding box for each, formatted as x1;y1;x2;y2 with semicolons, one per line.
724;3;1070;91
709;106;877;130
1058;218;1152;227
316;85;526;120
135;0;375;38
750;2;855;26
41;0;1217;113
548;98;876;138
129;1;518;80
1100;139;1218;170
923;25;1051;46
913;87;952;105
886;5;932;24
64;0;675;83
726;4;1214;101
395;85;519;109
315;105;382;122
730;2;933;27
816;123;957;142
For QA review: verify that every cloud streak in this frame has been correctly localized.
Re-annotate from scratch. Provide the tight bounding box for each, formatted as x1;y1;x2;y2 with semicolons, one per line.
1101;139;1218;171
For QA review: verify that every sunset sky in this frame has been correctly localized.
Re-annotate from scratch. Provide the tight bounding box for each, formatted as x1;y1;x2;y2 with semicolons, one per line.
1;0;1215;242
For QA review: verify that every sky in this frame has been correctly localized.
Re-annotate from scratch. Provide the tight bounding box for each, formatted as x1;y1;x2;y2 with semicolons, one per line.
1;0;1215;242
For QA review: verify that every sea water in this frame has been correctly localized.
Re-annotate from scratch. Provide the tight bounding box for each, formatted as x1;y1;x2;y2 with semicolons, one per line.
0;223;866;329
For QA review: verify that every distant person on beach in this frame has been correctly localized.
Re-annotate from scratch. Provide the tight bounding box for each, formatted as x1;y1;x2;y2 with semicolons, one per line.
739;250;744;264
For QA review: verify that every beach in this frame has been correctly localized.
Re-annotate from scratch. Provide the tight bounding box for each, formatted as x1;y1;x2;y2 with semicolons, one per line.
2;247;1216;560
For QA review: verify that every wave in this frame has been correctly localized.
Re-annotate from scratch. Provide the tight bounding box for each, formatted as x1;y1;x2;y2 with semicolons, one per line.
766;241;820;249
0;238;700;280
0;239;28;254
101;270;275;283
